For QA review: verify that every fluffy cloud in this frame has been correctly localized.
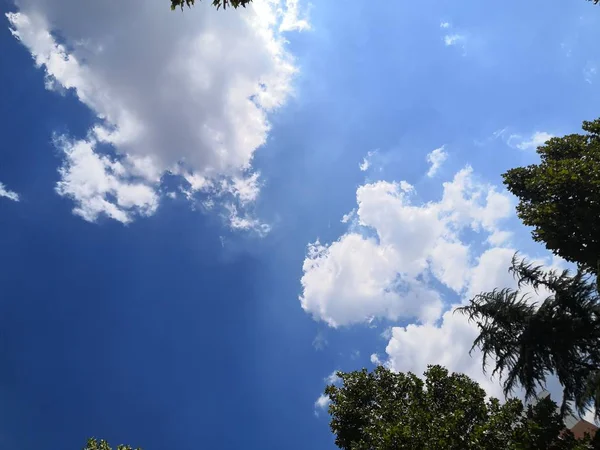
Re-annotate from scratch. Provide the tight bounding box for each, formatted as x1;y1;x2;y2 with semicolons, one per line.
426;145;447;177
299;164;562;398
0;182;20;202
300;166;513;328
314;393;330;416
384;247;518;399
383;246;563;400
508;131;554;151
54;137;159;223
7;0;307;225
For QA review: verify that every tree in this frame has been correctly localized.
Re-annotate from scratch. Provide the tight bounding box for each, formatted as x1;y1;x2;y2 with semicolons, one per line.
457;256;600;421
325;364;596;449
170;0;252;10
83;438;141;450
502;119;600;276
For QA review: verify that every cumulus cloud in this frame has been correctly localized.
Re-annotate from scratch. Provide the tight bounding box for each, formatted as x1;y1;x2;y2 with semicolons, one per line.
508;131;554;151
386;307;504;397
384;247;564;400
298;165;560;398
299;166;513;328
0;182;20;202
7;0;307;225
384;247;517;398
54;137;159;223
426;145;447;177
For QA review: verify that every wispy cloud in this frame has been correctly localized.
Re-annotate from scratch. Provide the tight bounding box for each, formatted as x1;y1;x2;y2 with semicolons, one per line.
279;0;311;32
325;370;341;385
440;21;467;53
426;145;447;177
584;61;597;84
312;330;328;350
508;131;554;151
359;150;378;172
444;34;466;47
314;394;330;417
0;182;20;202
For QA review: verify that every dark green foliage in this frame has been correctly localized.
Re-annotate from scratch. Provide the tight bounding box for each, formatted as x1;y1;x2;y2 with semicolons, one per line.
83;438;141;450
170;0;252;10
502;119;600;276
457;255;600;420
170;0;596;10
326;364;596;449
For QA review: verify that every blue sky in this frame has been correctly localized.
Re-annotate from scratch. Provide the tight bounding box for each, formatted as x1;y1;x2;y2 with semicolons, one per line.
0;0;599;448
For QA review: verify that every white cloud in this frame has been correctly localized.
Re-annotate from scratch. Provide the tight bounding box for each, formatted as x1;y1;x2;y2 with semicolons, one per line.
278;0;310;32
370;353;383;365
584;61;597;84
440;21;450;29
300;166;513;328
54;136;159;223
7;0;306;225
340;209;355;224
325;370;341;385
0;182;20;202
508;131;554;151
383;246;561;400
359;150;378;172
225;202;271;235
314;393;330;416
444;33;466;47
298;165;560;400
385;307;505;398
426;145;447;177
312;330;328;350
359;158;370;172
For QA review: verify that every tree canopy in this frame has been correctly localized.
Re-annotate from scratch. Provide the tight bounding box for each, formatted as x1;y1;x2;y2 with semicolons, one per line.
325;364;598;449
502;119;600;276
170;0;252;10
83;438;141;450
170;0;597;10
457;256;600;421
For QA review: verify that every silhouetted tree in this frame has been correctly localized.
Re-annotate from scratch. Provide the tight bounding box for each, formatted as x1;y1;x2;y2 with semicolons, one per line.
458;256;600;420
171;0;252;10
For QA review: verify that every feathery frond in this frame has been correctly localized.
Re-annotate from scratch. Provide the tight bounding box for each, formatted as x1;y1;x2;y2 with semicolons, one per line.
457;255;600;419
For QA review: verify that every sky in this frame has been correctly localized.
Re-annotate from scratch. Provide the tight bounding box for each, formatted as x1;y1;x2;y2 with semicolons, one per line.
0;0;599;448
